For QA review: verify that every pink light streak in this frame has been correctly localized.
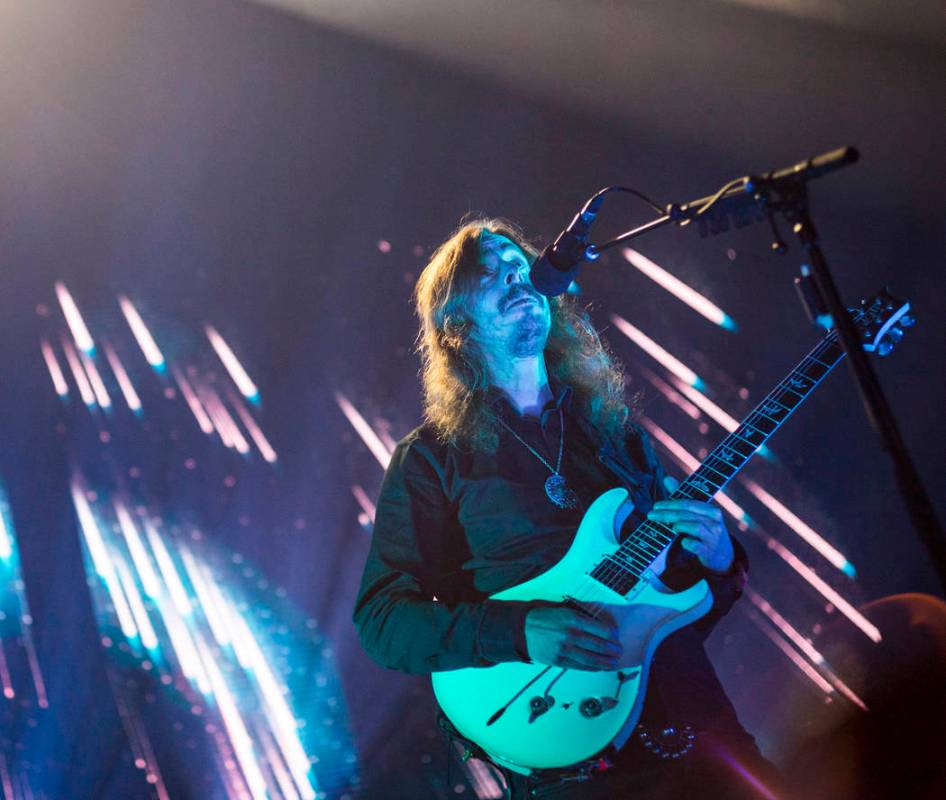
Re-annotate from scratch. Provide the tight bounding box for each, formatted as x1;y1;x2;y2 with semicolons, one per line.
103;342;142;412
226;389;278;463
55;282;95;353
40;338;69;397
749;609;835;696
206;325;259;400
669;375;740;432
172;368;214;435
0;641;14;700
334;392;393;469
61;336;97;406
351;485;376;524
622;248;737;330
198;383;251;454
742;478;855;578
745;587;868;711
118;296;165;368
20;627;48;709
79;350;112;409
638;366;701;420
610;314;703;388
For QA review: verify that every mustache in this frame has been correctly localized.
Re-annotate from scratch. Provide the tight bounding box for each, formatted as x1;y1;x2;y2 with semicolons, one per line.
502;288;541;311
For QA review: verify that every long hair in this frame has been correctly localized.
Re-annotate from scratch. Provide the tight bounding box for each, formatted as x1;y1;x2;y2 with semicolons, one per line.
414;217;632;453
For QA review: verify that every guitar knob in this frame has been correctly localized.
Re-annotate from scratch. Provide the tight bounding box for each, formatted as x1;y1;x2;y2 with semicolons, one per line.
579;698;603;718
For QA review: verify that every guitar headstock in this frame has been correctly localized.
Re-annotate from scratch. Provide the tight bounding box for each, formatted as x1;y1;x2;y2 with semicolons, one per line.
852;288;915;356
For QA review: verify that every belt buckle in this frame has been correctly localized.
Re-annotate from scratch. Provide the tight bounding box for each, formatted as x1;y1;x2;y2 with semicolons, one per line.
636;722;697;759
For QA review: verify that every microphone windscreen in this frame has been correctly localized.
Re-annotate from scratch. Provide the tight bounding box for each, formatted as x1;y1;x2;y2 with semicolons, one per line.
530;252;578;297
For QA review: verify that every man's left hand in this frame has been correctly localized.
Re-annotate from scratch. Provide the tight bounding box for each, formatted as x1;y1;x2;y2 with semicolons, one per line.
646;498;734;574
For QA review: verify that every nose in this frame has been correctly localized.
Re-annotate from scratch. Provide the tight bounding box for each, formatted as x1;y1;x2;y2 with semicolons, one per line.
504;260;530;286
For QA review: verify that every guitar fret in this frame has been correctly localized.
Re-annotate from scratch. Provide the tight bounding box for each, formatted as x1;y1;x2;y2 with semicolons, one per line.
586;328;858;597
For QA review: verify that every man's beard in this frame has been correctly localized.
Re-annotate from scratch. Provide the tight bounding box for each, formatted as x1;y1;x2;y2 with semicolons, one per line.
506;314;549;359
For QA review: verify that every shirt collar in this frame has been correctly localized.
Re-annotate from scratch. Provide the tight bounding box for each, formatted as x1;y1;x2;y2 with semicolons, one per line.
487;378;573;421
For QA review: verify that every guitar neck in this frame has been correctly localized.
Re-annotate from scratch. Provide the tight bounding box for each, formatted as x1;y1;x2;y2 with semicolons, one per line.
590;328;847;595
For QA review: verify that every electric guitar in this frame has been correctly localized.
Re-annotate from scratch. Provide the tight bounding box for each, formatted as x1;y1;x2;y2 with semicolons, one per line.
431;289;914;774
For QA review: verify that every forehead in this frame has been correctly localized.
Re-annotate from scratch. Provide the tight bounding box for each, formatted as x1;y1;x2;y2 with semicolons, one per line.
478;230;524;261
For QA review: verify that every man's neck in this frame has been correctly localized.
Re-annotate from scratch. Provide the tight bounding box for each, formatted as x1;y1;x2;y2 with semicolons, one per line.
488;354;553;417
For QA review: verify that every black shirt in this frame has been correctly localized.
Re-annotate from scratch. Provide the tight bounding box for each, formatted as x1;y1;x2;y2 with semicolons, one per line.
353;384;751;734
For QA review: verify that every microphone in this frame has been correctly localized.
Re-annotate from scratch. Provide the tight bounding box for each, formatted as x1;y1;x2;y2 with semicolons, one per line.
530;196;604;297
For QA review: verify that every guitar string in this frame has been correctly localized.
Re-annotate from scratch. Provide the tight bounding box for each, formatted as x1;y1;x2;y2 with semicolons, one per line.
560;329;846;621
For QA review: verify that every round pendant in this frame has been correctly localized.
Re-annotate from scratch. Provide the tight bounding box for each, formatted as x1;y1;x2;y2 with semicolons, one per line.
545;473;579;509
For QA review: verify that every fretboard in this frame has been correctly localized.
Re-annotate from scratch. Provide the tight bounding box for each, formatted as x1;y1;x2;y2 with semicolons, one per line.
589;329;846;595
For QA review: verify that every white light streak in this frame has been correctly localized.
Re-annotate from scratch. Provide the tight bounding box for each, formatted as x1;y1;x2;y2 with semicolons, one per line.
197;642;269;800
55;282;95;353
0;489;13;560
103;342;142;412
61;337;97;406
40;339;69;397
623;248;737;330
70;484;139;639
118;296;165;368
227;613;317;799
145;523;193;617
334;392;393;469
609;314;703;389
742;479;855;578
206;325;258;400
172;368;215;435
158;598;211;695
79;350;112;409
180;548;231;648
114;501;162;599
226;389;278;463
114;558;159;650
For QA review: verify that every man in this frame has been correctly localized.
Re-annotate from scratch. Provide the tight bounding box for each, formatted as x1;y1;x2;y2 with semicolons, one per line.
353;219;784;798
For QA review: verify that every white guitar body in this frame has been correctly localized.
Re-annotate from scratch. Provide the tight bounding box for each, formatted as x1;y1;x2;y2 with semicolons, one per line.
431;488;713;775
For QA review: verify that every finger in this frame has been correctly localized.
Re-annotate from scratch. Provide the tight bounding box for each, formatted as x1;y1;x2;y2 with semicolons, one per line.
568;609;618;641
679;536;709;559
561;643;619;671
670;521;713;540
663;475;680;494
652;500;723;520
648;508;721;526
567;628;622;656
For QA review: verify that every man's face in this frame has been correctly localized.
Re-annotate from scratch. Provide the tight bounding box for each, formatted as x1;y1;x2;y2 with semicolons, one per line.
468;231;551;360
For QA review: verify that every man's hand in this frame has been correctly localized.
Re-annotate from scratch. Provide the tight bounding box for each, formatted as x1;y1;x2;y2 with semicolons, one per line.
523;605;622;671
646;494;734;574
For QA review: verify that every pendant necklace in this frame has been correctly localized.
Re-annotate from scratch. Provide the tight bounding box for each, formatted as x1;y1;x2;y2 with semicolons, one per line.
496;405;579;510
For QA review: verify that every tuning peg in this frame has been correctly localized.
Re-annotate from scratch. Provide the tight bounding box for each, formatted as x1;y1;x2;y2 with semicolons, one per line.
877;340;894;357
887;326;904;344
898;312;916;328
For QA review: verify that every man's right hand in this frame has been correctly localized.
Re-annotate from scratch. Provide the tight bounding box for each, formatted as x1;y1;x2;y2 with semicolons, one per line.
523;605;622;671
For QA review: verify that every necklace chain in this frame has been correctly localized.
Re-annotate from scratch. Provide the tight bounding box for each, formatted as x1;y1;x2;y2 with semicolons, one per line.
495;405;565;475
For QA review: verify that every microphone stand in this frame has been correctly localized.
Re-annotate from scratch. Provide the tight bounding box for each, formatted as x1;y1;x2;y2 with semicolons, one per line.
586;146;946;594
